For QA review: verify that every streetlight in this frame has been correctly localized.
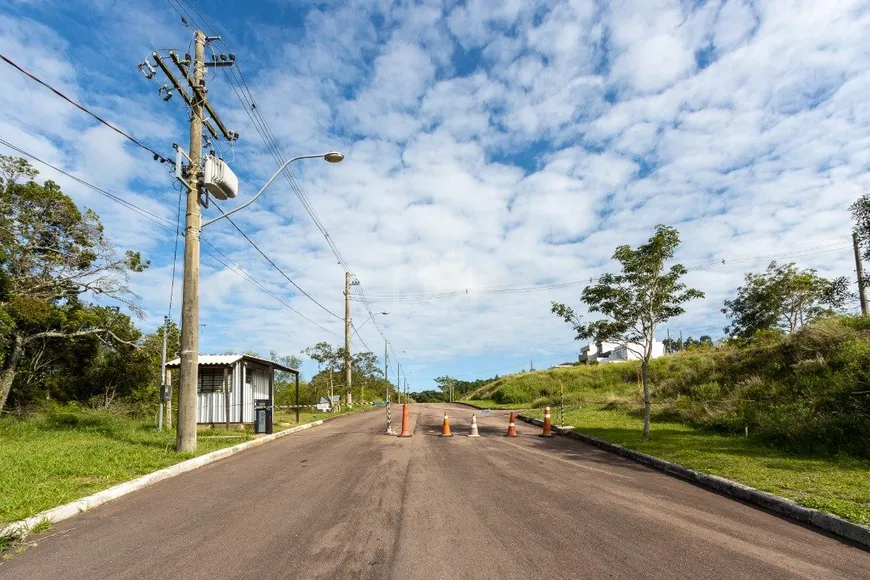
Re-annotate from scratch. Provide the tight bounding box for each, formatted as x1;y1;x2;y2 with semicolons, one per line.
201;152;344;228
357;311;388;332
354;311;388;405
175;151;344;453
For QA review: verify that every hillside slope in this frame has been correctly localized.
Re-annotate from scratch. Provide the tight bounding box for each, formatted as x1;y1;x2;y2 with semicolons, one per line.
471;316;870;457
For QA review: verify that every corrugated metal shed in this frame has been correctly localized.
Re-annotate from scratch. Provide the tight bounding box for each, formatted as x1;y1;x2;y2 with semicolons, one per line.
165;354;297;373
166;354;243;367
163;354;298;424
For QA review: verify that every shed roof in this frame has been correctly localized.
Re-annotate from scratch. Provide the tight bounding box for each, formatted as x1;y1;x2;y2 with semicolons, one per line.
165;354;298;374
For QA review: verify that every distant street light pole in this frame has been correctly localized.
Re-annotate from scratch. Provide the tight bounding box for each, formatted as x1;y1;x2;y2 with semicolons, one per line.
176;150;344;453
353;311;388;404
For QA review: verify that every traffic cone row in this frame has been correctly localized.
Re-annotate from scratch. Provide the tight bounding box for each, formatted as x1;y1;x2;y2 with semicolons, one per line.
394;407;558;438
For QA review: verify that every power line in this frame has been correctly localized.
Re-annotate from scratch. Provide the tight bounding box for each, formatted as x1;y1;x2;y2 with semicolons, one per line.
0;138;337;335
212;205;343;320
169;1;411;371
0;54;175;166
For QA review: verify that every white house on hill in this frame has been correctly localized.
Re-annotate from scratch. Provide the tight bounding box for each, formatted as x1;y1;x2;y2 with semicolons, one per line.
579;339;665;364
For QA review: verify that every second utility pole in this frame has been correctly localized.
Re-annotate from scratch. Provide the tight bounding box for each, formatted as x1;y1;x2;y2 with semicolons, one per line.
854;232;868;315
385;339;394;434
344;271;353;405
177;30;206;453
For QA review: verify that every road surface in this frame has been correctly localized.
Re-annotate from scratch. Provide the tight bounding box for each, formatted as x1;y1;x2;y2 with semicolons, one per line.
4;403;870;579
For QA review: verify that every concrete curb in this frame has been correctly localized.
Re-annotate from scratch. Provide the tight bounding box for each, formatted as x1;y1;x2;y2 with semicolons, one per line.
0;419;325;540
517;414;870;549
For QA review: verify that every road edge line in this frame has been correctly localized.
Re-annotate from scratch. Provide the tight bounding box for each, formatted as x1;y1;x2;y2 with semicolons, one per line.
0;419;326;540
516;414;870;549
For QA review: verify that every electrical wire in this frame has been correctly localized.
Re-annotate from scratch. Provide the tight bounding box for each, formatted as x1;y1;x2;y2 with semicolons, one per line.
167;182;184;317
0;138;337;335
0;55;175;166
168;1;406;367
211;205;342;320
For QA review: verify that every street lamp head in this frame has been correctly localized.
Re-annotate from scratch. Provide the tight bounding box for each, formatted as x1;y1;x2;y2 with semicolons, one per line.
380;311;389;315
323;151;344;163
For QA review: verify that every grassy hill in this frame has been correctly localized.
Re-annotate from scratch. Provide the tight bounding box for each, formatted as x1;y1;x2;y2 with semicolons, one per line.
471;316;870;458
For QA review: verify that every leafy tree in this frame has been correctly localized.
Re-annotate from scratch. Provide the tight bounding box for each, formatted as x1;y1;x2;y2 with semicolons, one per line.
302;342;391;404
552;225;703;439
434;376;457;401
0;157;148;410
721;261;851;339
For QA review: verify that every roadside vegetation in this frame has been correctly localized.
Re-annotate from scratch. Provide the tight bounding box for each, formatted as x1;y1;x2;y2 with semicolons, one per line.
0;156;399;534
0;404;252;526
466;316;870;524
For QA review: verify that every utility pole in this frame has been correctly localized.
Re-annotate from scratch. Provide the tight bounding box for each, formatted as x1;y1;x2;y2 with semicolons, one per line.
854;232;868;315
344;272;353;405
144;31;238;452
176;30;206;453
666;328;671;354
328;367;334;411
385;339;394;435
158;315;169;431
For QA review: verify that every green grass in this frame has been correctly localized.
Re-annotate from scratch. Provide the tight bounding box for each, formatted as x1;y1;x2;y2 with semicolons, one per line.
273;403;371;428
0;406;256;526
524;404;870;525
461;399;531;410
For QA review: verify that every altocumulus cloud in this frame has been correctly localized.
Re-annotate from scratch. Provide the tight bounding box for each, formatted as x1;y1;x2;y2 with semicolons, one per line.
1;0;869;385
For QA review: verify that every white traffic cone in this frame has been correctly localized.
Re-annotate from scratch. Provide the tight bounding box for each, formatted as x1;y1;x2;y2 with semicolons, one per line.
467;414;481;438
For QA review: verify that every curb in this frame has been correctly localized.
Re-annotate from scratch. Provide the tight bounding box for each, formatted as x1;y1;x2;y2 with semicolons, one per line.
1;419;325;540
517;414;870;549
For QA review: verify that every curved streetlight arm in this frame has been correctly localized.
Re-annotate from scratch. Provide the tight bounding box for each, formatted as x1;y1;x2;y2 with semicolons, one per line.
202;153;330;228
356;311;389;332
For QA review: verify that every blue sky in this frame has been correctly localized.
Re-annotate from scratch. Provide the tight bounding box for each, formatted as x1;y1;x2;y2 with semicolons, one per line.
2;0;869;390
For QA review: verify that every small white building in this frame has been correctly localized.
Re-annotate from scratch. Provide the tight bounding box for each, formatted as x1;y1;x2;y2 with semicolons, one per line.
165;354;298;427
579;339;665;364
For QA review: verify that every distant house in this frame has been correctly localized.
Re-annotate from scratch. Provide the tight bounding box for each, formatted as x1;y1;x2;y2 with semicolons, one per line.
165;354;298;427
579;340;665;364
315;395;340;412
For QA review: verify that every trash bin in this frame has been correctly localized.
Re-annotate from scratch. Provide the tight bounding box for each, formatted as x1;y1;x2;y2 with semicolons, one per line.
254;399;272;434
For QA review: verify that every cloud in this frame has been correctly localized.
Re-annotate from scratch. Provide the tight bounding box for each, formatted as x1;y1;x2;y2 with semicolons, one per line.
3;0;870;386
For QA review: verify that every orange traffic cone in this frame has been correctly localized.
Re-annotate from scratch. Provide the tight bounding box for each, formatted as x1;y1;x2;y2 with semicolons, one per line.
505;412;518;437
440;413;453;437
539;406;555;437
467;414;481;438
399;403;412;437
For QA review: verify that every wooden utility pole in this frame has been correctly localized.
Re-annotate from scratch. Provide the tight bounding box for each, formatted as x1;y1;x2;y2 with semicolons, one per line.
385;339;394;434
344;271;352;405
165;367;172;428
328;367;334;411
176;30;206;453
158;315;169;431
854;232;868;315
146;30;237;452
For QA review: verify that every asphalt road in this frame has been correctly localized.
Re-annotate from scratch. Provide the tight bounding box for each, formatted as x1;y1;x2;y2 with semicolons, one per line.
4;403;870;579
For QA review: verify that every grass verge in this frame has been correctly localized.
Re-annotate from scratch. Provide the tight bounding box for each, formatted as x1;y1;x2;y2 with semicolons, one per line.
0;406;258;527
523;404;870;526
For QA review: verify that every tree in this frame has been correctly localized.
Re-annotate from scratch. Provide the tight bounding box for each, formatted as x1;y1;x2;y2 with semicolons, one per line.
434;376;457;401
0;156;148;410
552;225;703;439
721;261;851;339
